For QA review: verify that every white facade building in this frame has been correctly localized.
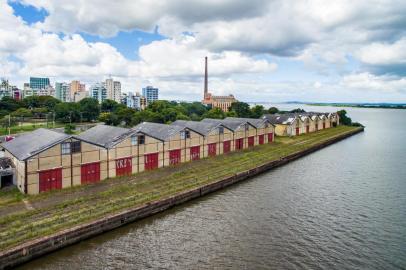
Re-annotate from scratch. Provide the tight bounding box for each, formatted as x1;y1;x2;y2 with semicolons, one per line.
104;78;121;103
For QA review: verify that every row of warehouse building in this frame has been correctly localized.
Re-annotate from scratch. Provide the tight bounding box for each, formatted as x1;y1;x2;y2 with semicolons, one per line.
1;112;339;194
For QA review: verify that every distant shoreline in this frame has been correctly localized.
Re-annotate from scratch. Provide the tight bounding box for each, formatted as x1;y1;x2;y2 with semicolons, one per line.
305;103;406;109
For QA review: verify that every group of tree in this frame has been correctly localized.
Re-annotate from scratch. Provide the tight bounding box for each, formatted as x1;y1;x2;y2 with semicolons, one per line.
0;95;325;129
336;110;363;126
0;95;102;124
98;100;277;127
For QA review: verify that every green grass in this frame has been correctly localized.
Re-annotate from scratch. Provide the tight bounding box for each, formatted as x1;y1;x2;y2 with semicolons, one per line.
0;123;65;135
0;126;361;251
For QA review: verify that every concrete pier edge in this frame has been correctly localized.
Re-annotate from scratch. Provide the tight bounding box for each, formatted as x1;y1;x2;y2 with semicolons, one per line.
0;127;364;269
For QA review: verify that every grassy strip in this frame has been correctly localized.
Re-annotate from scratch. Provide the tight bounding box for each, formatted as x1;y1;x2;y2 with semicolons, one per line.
0;126;360;251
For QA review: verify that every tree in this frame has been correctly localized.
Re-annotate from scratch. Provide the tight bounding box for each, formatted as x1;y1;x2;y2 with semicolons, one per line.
101;99;119;112
268;107;279;114
116;107;136;126
64;124;76;134
41;96;60;110
23;96;60;109
226;110;237;117
203;108;226;119
229;102;251;118
176;113;190;121
290;108;306;113
132;110;163;125
251;105;265;118
179;102;208;117
79;98;100;122
55;103;81;123
0;116;17;128
11;108;32;118
99;112;120;126
0;96;22;112
337;110;352;125
147;100;172;113
32;107;48;118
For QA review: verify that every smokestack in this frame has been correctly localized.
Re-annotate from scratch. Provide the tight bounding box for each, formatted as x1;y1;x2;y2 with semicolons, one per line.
204;56;208;99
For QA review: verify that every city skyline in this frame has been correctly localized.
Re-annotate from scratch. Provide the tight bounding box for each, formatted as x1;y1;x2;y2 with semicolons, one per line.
1;1;406;103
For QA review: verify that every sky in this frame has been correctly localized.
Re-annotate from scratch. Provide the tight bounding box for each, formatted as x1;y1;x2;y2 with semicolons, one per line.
1;0;406;103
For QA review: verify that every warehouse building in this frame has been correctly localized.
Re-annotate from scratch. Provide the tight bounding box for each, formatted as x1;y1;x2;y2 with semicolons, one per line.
201;118;257;150
225;117;275;145
132;122;204;169
171;120;234;157
262;114;301;136
76;125;136;179
1;128;105;194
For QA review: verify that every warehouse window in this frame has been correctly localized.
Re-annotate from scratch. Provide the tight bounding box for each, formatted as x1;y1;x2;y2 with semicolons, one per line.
61;142;71;155
138;135;145;145
245;124;249;131
180;130;190;139
218;127;224;134
131;135;138;145
71;141;81;153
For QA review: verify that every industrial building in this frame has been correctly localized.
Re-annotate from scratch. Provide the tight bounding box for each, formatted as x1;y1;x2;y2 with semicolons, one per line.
202;57;237;112
171;120;234;156
1;128;105;194
1;112;337;194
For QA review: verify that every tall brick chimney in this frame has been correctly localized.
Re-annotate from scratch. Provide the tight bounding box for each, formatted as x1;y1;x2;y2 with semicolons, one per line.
204;56;208;99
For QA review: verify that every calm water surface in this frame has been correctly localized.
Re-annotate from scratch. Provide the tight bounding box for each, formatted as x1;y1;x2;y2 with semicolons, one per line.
18;106;406;270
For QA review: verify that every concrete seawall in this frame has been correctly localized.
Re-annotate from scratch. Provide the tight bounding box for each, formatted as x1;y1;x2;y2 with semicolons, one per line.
0;127;364;269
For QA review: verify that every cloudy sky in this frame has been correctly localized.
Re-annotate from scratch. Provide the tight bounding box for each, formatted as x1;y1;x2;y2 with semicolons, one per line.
1;0;406;103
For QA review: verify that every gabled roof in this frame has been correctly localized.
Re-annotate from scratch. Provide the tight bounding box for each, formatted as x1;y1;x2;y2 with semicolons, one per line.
171;120;231;135
224;117;273;128
75;124;133;148
132;122;195;141
201;118;255;131
1;128;70;160
262;114;297;125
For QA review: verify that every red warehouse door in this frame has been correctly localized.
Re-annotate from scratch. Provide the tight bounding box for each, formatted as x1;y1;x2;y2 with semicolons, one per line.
258;134;264;145
81;162;100;184
295;127;300;136
235;138;244;150
268;133;273;143
169;149;181;165
223;140;231;153
39;168;62;193
190;146;200;160
306;126;310;133
208;143;217;156
248;136;255;147
145;153;159;170
116;157;132;177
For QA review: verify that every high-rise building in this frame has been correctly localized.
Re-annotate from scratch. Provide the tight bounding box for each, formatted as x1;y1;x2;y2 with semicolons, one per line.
55;82;71;102
90;83;107;103
202;57;237;112
125;92;146;110
142;86;159;105
29;77;50;90
69;80;86;99
40;86;55;97
104;78;121;102
73;91;88;102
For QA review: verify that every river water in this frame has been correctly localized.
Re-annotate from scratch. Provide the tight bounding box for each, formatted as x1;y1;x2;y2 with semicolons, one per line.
18;105;406;270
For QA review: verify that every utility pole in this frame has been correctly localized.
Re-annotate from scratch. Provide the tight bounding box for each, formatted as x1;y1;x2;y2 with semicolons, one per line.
8;114;11;135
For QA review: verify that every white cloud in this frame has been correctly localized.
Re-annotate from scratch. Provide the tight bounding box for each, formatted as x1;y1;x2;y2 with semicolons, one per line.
2;0;406;102
357;38;406;65
341;72;406;93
